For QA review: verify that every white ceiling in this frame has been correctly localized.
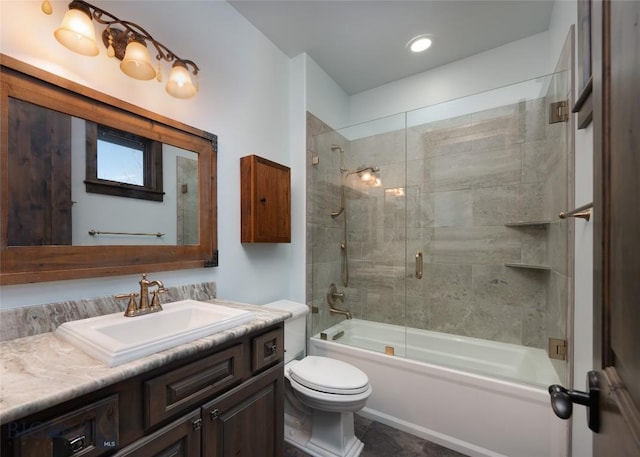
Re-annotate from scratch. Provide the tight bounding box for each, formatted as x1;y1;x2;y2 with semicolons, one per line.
229;0;555;95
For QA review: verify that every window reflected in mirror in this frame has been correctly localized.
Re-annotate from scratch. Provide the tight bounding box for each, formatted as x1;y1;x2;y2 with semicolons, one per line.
6;98;200;247
97;130;145;186
86;123;164;202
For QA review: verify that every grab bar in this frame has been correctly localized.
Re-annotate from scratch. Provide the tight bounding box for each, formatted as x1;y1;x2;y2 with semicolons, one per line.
415;251;423;279
559;202;593;222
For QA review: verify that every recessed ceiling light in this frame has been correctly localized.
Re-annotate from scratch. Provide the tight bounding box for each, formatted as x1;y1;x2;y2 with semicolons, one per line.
407;35;433;53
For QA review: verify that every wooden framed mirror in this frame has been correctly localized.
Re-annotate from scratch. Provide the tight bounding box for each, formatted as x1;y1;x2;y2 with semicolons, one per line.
1;55;218;285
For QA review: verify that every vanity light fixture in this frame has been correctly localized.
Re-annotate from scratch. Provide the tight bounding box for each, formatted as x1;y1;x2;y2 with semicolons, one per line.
353;166;381;187
407;34;433;53
42;0;200;99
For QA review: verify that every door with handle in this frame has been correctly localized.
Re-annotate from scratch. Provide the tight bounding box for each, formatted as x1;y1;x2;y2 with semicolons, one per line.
551;1;640;454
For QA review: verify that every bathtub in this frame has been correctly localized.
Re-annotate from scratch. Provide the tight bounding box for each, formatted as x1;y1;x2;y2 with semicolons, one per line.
310;319;568;457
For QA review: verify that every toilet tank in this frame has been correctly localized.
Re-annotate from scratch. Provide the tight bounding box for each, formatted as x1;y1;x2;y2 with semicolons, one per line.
263;300;308;363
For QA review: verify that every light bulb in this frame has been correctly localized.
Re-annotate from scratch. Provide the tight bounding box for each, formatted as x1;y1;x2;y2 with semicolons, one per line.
407;35;433;53
360;171;372;182
166;61;197;99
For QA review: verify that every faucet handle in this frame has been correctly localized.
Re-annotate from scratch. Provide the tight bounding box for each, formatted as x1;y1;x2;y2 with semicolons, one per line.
150;288;167;309
116;293;139;317
331;290;345;302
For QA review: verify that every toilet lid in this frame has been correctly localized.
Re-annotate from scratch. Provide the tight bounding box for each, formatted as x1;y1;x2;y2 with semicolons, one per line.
288;356;370;395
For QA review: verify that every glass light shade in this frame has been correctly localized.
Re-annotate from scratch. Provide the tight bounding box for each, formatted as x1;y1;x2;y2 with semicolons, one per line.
166;63;197;99
360;171;372;182
54;8;99;56
120;40;156;80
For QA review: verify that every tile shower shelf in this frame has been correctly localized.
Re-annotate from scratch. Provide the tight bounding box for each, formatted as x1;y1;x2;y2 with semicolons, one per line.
504;263;552;270
504;221;551;228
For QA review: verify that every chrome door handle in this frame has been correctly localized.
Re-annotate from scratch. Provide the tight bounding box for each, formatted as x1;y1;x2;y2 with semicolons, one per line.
415;251;423;279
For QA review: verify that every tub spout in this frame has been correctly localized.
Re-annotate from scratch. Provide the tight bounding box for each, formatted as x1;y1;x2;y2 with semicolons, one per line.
330;307;352;320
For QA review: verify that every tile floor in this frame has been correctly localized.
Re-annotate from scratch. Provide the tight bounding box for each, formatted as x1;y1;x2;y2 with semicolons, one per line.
283;414;469;457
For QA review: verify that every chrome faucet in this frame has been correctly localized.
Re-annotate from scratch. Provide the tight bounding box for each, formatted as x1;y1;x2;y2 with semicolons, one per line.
116;273;167;317
327;283;352;319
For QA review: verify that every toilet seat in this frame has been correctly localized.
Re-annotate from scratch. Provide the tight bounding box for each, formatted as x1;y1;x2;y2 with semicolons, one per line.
288;374;373;414
288;356;370;395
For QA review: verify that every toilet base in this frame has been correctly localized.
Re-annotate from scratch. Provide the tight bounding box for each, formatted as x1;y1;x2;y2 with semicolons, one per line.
284;410;364;457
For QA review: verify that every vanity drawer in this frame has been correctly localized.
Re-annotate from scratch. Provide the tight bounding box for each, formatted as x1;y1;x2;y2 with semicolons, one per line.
252;327;284;373
11;395;118;457
144;344;244;428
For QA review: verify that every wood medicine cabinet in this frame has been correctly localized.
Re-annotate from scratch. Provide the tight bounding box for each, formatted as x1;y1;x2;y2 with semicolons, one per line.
240;155;290;243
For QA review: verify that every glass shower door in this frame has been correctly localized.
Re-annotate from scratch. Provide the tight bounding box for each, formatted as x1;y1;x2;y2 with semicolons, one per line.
404;72;572;385
308;69;572;388
309;113;409;356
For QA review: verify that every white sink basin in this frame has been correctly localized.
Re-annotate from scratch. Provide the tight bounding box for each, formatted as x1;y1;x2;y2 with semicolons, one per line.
55;300;254;367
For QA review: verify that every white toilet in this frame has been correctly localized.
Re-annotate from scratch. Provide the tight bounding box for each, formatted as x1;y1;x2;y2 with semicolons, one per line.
264;300;372;457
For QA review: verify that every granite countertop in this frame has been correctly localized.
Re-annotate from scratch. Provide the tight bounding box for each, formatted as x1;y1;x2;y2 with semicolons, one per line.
0;299;290;425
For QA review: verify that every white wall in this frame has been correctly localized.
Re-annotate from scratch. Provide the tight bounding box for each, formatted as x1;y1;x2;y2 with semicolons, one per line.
305;55;350;131
286;53;349;303
348;31;550;127
288;54;307;303
0;0;295;308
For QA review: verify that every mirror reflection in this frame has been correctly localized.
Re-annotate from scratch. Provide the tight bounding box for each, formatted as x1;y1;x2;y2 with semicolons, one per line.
7;98;199;247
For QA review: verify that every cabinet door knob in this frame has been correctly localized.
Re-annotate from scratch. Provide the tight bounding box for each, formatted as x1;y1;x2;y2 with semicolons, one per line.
192;418;203;430
209;408;220;420
259;197;267;203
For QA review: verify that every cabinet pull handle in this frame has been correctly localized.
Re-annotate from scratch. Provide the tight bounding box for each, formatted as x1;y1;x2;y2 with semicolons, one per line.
53;435;86;455
209;408;220;420
266;342;277;356
193;418;203;430
68;435;86;453
415;251;423;279
259;197;267;203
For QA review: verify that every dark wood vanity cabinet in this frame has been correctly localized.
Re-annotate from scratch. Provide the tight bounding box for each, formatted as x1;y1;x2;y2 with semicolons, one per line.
202;366;283;457
114;410;202;457
1;324;284;457
8;396;119;457
240;155;291;243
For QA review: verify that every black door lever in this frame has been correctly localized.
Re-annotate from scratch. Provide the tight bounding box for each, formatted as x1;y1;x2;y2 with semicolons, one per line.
548;370;600;432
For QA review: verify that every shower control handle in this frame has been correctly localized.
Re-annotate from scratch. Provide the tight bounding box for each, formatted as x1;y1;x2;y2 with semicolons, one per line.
548;371;600;432
327;283;352;319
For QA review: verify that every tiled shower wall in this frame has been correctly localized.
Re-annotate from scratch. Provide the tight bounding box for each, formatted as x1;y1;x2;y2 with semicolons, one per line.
307;85;571;353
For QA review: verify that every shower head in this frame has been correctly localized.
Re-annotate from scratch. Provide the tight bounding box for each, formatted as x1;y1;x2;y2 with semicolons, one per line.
330;144;344;153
